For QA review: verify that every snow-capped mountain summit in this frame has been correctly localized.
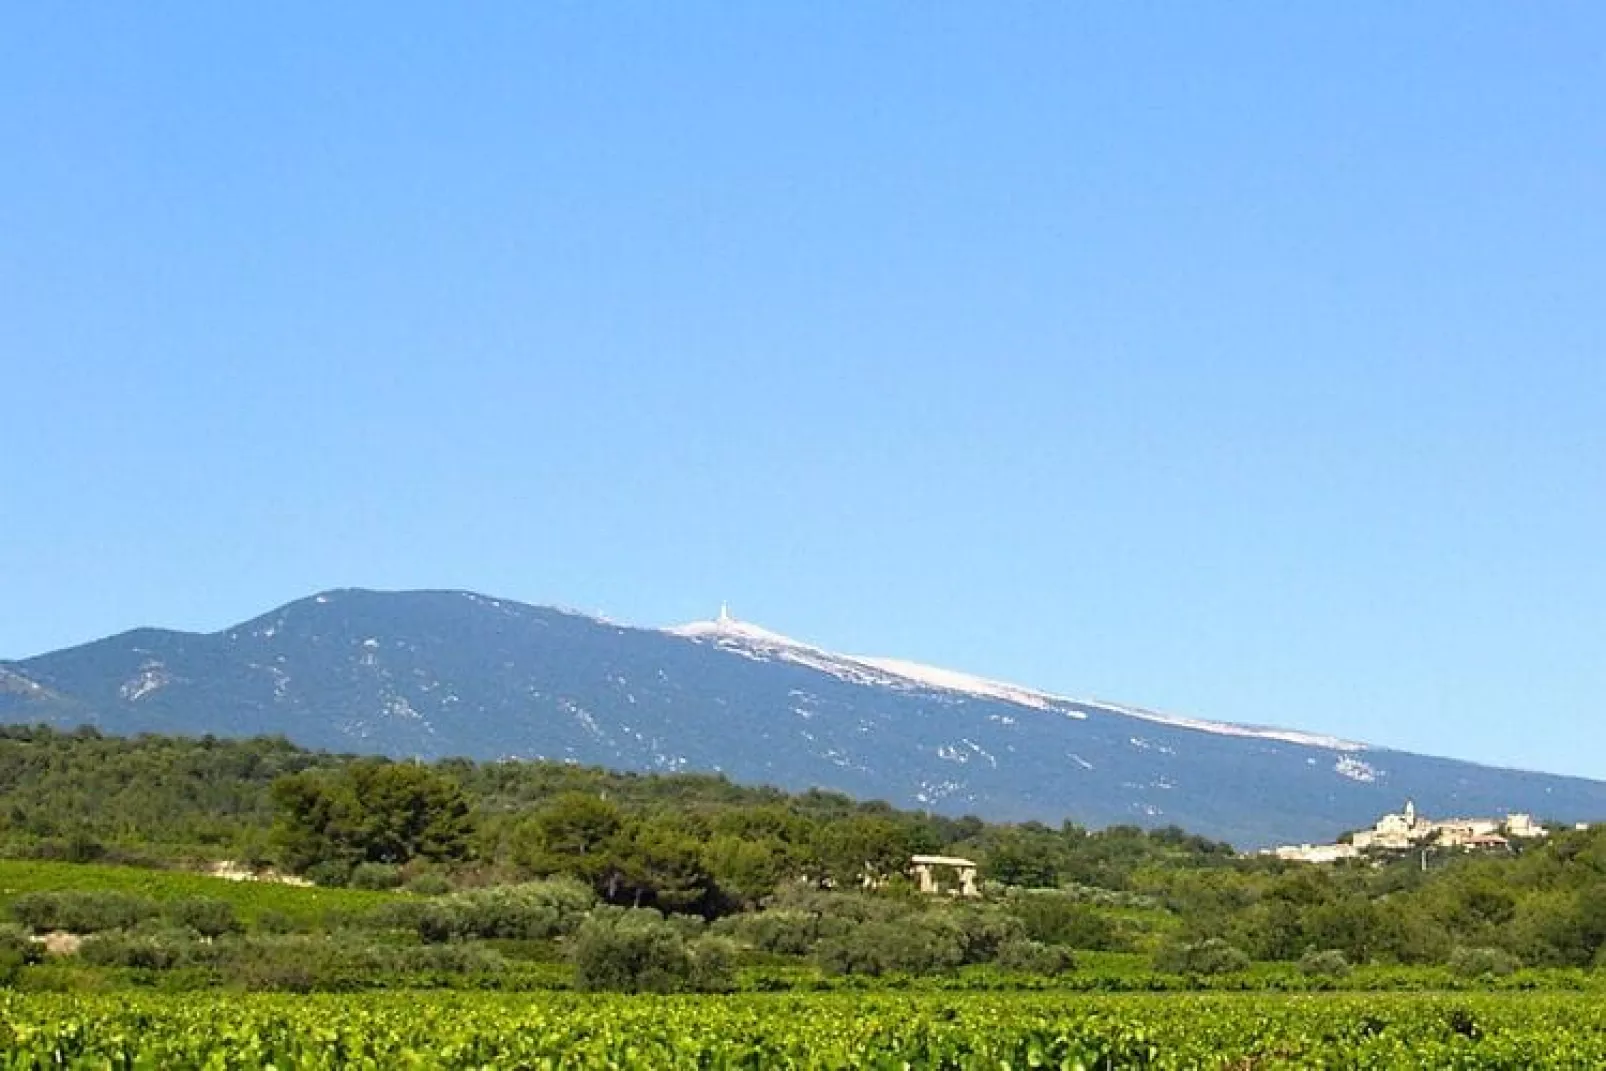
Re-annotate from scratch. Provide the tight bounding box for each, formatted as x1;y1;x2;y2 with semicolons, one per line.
3;587;1603;847
666;605;1057;700
669;607;1361;749
669;603;819;649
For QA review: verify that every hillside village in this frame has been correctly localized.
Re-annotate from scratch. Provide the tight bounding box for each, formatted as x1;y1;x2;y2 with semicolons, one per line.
1266;799;1561;864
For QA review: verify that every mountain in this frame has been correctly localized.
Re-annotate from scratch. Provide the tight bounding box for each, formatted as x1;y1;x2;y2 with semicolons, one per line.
3;588;1603;847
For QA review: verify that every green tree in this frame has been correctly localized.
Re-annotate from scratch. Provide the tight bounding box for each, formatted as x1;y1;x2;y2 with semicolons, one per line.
270;760;473;873
513;792;627;890
703;834;789;907
1304;896;1389;963
814;816;913;888
344;761;474;864
621;818;711;911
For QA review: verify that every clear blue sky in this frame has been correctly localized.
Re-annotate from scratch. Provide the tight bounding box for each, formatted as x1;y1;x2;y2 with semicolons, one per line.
4;6;1602;778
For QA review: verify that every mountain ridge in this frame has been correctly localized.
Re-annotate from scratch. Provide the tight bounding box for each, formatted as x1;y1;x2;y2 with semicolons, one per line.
3;587;1603;848
671;605;1367;755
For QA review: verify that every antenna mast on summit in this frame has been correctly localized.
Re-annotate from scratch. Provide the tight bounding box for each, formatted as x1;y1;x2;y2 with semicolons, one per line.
718;601;732;624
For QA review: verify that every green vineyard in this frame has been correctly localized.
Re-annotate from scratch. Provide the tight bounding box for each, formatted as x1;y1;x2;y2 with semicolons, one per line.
2;991;1603;1069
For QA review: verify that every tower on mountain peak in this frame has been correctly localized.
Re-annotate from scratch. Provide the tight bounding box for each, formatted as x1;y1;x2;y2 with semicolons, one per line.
718;602;733;624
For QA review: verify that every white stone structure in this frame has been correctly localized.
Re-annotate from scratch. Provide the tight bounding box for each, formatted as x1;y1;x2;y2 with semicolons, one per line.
1430;819;1501;847
1271;843;1360;864
1505;813;1548;839
911;854;980;897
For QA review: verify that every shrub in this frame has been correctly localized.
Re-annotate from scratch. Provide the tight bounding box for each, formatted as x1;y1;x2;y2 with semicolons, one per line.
1058;883;1161;911
814;918;963;977
1298;949;1352;978
1008;890;1123;950
303;861;353;888
571;908;732;993
1153;938;1251;976
709;910;779;952
197;935;510;991
663;913;706;939
711;908;849;955
165;897;240;938
394;942;508;975
940;904;1025;964
10;891;160;934
255;910;299;935
686;935;739;993
416;908;457;943
763;887;913;925
361;900;430;933
1449;946;1521;978
78;929;210;970
26;833;108;865
0;924;43;971
418;879;595;943
994;938;1076;975
349;863;404;891
222;947;318;993
405;873;452;896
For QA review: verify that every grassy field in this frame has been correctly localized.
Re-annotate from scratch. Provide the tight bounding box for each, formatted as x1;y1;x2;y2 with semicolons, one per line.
0;859;401;929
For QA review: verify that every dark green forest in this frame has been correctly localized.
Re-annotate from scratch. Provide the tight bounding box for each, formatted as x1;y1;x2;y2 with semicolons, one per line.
4;724;1606;991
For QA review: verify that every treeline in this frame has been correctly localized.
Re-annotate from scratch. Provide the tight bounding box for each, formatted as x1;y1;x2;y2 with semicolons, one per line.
8;725;1606;973
0;725;1235;911
1148;830;1606;969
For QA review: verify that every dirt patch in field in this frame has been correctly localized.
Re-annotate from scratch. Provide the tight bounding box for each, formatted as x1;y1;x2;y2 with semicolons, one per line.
206;860;312;887
30;931;83;955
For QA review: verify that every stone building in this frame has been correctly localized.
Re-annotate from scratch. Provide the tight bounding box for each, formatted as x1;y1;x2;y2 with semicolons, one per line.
910;854;980;897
